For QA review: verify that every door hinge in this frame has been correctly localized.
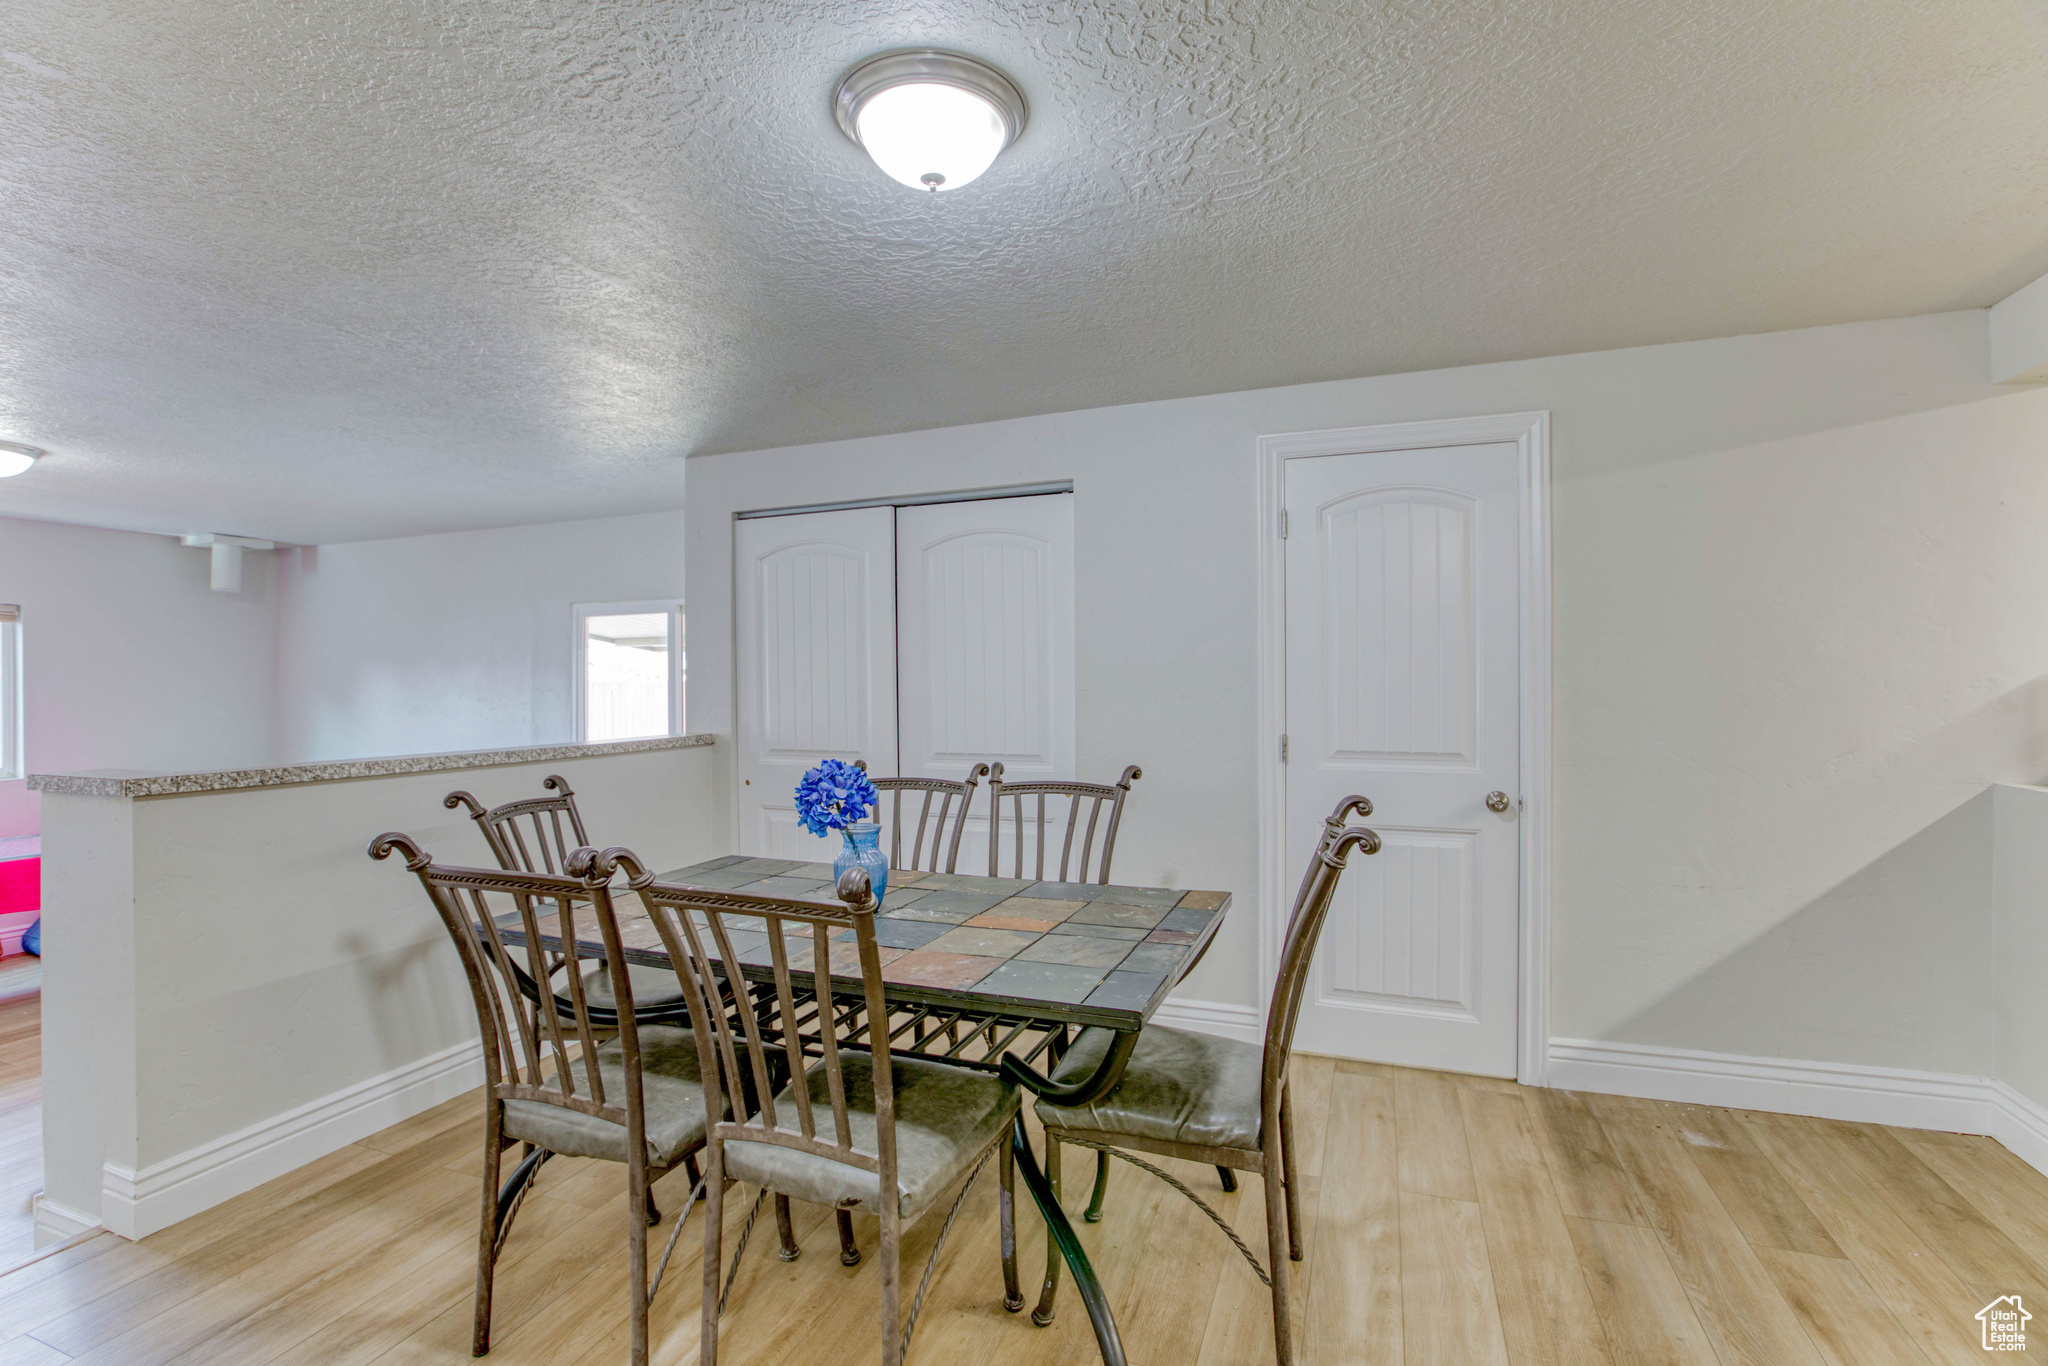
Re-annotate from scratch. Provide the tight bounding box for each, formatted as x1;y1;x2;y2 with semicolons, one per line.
1280;734;1289;763
1280;510;1289;539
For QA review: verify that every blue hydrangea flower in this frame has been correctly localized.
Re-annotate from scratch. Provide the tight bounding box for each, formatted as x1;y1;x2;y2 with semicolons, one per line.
794;759;881;838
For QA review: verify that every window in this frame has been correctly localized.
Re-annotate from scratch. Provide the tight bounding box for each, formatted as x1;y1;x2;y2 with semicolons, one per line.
0;606;18;780
574;601;683;743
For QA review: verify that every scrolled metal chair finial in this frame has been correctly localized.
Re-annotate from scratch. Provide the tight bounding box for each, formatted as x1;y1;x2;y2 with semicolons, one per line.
835;865;876;911
1312;797;1375;862
368;831;433;871
1326;825;1382;866
1333;794;1372;822
1117;765;1142;789
574;844;655;888
541;774;574;797
444;790;486;817
564;843;653;886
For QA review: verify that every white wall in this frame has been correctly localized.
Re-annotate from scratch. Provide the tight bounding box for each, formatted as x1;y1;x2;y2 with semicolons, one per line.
688;309;2048;1078
1991;266;2048;383
0;515;282;834
276;510;685;763
1561;384;2048;1074
0;503;688;784
40;742;722;1238
1994;784;2048;1114
37;789;135;1237
0;784;37;841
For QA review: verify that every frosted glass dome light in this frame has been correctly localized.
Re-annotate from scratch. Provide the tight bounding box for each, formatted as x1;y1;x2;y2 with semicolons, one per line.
835;51;1027;195
857;84;1005;192
0;442;44;478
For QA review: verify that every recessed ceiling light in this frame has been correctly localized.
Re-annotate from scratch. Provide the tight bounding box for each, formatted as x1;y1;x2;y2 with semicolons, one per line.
0;443;44;478
834;50;1027;194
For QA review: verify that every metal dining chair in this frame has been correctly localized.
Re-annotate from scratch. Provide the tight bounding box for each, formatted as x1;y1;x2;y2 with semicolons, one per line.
1026;796;1381;1366
838;760;996;1266
858;761;991;875
985;762;1142;884
984;761;1144;1225
446;777;690;1023
592;849;1025;1366
367;833;711;1365
447;779;823;1265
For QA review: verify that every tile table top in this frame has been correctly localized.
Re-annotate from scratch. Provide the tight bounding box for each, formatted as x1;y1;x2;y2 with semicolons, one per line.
515;855;1232;1032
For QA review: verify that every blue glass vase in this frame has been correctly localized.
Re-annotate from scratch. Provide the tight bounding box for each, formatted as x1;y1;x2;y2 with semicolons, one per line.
833;822;889;905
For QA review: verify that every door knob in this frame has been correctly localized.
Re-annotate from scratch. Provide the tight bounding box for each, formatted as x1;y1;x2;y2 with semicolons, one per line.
1485;791;1513;813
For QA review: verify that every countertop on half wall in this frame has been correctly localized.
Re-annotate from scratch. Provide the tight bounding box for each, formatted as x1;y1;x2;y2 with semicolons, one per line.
26;733;716;799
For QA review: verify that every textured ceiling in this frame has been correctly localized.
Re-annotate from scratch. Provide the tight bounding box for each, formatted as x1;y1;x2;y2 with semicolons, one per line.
3;0;2047;543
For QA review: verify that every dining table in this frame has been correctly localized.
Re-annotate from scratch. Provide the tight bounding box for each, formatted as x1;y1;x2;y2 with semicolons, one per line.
503;852;1233;1366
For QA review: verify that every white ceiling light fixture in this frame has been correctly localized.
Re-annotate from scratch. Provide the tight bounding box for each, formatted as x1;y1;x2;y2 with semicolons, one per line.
834;49;1027;194
0;443;45;478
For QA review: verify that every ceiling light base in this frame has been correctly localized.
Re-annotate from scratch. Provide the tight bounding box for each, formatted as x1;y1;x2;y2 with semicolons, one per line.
833;49;1028;152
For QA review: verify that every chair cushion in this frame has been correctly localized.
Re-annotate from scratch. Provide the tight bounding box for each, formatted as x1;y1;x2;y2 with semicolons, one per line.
723;1054;1019;1222
580;961;690;1012
1034;1025;1265;1154
501;1025;708;1167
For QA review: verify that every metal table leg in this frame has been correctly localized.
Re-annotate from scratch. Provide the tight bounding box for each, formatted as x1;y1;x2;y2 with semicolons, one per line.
1009;1114;1127;1366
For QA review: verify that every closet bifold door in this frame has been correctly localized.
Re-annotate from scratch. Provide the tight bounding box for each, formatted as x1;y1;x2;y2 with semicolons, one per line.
734;506;900;860
894;494;1075;878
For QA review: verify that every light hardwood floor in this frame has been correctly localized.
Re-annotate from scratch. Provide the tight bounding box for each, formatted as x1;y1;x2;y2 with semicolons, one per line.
0;1057;2043;1364
0;989;41;1268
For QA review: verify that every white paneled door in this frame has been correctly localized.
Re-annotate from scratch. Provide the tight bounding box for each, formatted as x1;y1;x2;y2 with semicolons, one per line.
734;495;1077;870
734;507;899;860
896;495;1075;874
1284;442;1522;1075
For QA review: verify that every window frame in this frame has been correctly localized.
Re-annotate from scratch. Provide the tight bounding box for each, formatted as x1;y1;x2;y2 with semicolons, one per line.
0;606;20;781
571;599;684;744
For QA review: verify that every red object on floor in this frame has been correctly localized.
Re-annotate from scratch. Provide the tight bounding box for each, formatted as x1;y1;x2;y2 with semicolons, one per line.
0;859;38;916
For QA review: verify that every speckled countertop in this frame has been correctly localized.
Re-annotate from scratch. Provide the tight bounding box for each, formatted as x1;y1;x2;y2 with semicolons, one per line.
28;734;715;798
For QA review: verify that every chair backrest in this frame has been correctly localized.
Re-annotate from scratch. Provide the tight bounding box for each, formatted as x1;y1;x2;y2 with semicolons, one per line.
444;777;597;994
445;776;591;876
601;848;897;1194
368;832;652;1149
865;762;990;874
1261;796;1381;1098
985;763;1141;884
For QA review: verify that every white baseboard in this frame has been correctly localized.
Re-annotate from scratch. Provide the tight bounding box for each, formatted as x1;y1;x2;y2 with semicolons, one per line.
101;1038;482;1240
1547;1036;2048;1181
1546;1037;1994;1131
1153;996;1261;1044
32;1195;101;1248
1991;1081;2048;1176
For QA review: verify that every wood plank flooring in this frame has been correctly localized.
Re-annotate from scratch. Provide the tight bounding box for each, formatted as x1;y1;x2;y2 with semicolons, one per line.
0;989;41;1268
1;1057;2045;1363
